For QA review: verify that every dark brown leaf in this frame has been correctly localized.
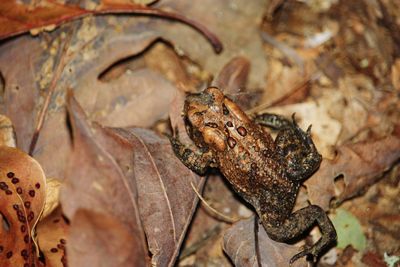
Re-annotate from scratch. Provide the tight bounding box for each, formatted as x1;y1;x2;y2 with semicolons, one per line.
108;127;205;266
62;93;205;266
61;94;148;266
0;0;222;52
223;216;307;267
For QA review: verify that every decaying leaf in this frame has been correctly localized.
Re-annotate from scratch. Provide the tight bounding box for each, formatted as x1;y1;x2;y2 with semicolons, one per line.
62;93;204;266
223;216;307;267
0;146;46;266
305;135;400;210
36;207;68;267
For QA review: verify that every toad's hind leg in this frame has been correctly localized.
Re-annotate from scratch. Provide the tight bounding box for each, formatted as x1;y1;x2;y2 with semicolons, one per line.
255;113;322;180
262;205;337;264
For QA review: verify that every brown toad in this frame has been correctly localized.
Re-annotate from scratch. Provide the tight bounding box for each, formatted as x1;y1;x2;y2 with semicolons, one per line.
170;87;336;264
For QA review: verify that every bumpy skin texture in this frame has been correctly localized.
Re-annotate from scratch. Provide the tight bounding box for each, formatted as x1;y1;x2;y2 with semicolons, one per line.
170;87;337;264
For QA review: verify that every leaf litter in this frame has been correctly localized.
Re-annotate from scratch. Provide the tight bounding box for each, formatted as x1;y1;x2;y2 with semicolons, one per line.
0;0;399;266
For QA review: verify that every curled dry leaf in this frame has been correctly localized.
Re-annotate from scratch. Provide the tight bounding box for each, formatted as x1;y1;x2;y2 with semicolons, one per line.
213;56;262;110
63;94;204;266
305;135;400;210
0;146;46;267
213;56;250;95
223;216;307;267
0;115;16;147
36;207;68;267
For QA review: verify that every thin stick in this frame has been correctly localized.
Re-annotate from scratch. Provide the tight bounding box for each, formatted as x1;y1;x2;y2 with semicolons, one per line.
190;181;238;224
29;29;73;156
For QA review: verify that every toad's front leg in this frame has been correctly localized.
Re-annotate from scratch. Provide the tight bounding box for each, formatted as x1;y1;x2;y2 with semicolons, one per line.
169;131;214;175
261;205;337;264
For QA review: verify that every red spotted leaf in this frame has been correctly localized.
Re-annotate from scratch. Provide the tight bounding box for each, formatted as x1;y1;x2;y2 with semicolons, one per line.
36;207;68;267
0;146;46;267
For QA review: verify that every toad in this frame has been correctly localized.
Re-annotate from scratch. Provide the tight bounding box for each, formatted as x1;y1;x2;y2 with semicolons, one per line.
170;87;336;264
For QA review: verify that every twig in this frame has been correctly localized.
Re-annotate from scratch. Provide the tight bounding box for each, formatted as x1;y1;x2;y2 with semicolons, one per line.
190;181;238;224
178;224;222;260
28;29;73;156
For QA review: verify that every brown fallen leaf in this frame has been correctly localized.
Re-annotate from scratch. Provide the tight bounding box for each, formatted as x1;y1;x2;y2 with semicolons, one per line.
213;56;262;110
36;207;68;267
0;0;221;179
223;216;307;267
305;135;400;210
108;127;205;266
63;93;205;266
0;0;222;52
61;94;149;266
0;146;46;267
88;68;177;128
155;0;268;88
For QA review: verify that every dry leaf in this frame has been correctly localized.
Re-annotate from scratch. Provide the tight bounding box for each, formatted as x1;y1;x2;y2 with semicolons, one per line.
0;146;46;266
36;207;68;267
223;216;307;267
88;68;177;127
0;0;222;51
155;0;268;88
61;95;149;266
62;93;204;266
305;136;400;210
111;127;205;266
